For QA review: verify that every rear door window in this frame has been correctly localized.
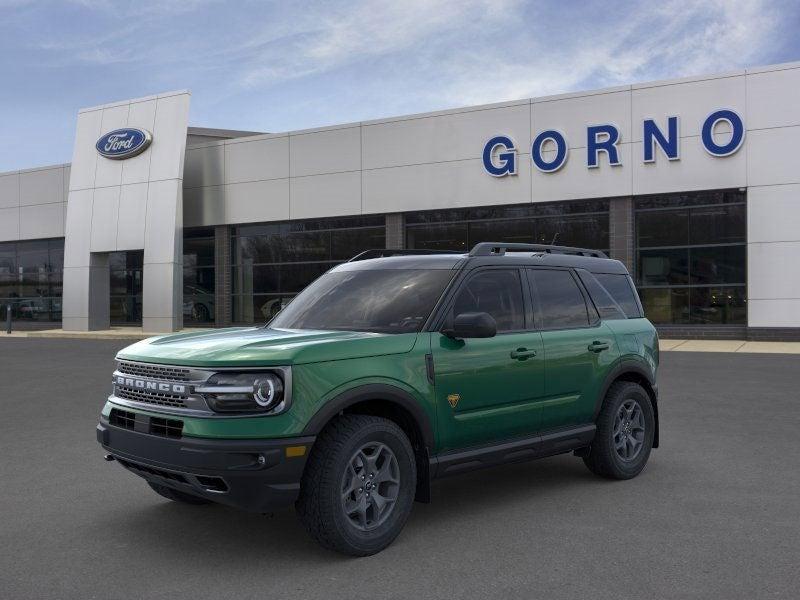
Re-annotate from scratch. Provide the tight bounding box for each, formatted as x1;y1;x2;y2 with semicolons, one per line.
449;269;525;332
528;269;590;329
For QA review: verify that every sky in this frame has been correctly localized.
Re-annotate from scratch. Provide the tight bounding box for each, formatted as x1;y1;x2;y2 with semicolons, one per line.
0;0;798;171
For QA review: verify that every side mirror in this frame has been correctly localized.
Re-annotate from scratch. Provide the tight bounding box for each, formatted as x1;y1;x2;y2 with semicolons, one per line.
443;312;497;339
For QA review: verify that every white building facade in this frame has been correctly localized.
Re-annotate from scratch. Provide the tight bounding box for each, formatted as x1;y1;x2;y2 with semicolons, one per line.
1;61;799;339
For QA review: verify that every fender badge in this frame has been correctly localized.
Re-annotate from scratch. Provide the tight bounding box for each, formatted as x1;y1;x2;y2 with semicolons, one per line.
447;393;460;408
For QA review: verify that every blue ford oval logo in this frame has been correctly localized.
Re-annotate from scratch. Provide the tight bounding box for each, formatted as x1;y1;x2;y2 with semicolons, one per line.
96;128;152;160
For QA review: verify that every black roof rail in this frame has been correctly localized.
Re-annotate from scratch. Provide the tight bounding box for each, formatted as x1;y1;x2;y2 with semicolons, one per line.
468;242;608;258
348;248;462;262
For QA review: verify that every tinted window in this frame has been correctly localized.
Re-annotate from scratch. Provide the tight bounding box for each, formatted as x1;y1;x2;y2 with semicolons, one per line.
577;270;625;320
529;269;589;329
270;269;453;333
594;273;642;318
449;269;525;332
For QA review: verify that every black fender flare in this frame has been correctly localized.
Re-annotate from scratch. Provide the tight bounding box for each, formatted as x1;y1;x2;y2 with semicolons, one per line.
301;383;435;450
595;360;660;448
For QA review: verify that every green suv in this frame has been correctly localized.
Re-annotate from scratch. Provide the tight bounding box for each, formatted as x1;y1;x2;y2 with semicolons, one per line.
97;242;659;555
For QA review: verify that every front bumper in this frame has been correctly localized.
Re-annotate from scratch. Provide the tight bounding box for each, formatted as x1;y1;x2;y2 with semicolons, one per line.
97;415;314;512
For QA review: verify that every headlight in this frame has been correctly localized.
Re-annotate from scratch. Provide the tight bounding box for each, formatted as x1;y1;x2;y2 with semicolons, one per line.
197;372;285;414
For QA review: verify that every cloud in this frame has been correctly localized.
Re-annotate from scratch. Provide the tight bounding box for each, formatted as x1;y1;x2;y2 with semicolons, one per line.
236;0;522;88
0;0;795;170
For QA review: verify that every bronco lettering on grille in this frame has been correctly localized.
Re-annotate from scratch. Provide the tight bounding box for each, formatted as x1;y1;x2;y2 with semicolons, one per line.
115;376;186;395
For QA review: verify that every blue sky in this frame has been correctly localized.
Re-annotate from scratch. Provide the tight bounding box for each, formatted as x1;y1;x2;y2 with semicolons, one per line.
1;0;798;171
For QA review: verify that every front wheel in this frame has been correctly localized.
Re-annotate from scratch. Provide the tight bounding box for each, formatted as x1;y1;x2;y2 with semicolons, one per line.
296;415;417;556
583;381;655;479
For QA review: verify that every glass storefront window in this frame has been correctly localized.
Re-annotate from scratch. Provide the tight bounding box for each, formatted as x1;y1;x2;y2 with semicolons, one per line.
0;238;64;323
109;250;143;325
635;189;746;325
405;200;610;253
183;228;215;324
231;216;385;324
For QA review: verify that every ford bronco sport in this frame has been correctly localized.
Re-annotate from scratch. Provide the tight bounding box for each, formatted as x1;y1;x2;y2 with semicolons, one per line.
97;242;659;556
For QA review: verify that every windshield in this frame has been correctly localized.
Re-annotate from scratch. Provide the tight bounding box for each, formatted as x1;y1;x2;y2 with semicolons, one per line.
269;269;454;334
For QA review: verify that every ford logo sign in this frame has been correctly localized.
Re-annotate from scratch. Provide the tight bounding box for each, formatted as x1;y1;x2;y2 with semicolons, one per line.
96;128;152;160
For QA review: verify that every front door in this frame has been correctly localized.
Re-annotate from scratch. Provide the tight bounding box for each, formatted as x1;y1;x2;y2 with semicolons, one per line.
527;268;619;432
432;268;545;452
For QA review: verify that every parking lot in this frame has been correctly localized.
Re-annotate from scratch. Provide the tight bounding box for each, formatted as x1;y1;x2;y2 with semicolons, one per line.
1;337;798;600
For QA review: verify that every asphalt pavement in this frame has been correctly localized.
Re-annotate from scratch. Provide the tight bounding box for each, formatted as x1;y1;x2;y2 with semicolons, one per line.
1;338;798;599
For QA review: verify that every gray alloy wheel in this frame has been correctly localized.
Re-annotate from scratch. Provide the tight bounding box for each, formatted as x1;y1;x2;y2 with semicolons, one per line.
582;380;654;480
296;414;416;556
613;398;646;462
341;442;401;531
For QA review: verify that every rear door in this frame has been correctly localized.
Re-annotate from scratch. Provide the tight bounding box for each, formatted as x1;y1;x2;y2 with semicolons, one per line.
527;268;619;431
431;267;545;452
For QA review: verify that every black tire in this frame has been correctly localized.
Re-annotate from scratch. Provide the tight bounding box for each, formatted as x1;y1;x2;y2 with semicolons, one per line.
583;381;655;480
296;414;417;556
148;482;212;505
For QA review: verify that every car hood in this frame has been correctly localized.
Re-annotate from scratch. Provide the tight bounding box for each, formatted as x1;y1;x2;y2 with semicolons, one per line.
116;327;419;367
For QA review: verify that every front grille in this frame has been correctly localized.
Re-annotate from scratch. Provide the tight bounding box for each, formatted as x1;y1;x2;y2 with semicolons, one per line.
115;386;187;408
116;458;188;484
118;361;191;382
150;417;183;438
109;408;136;430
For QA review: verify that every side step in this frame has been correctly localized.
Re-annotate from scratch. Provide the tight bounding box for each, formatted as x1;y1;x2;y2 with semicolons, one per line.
430;424;596;478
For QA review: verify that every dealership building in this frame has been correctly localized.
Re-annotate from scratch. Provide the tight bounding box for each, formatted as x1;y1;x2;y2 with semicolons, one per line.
1;61;799;339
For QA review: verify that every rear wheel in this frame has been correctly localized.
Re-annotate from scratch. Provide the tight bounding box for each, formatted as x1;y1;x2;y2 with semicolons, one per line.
583;381;655;479
296;414;416;556
148;482;212;505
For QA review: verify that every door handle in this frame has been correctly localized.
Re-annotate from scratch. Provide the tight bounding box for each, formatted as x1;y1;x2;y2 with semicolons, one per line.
510;348;537;360
588;341;610;352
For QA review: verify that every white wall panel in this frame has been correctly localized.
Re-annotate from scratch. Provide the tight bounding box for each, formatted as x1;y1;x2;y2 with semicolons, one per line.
121;100;157;185
749;241;800;300
747;184;800;243
632;139;747;195
748;299;800;327
364;158;531;214
0;207;19;239
149;93;191;182
225;178;290;224
116;183;148;251
184;185;225;228
185;144;224;188
19;202;64;240
534;90;631;147
746;68;800;130
532;144;632;202
63;189;93;268
61;267;90;318
143;179;181;264
69;109;103;191
19;167;64;206
94;104;129;189
89;186;120;251
746;126;800;187
291;171;361;219
290;126;360;177
631;75;746;141
0;173;19;209
225;136;289;183
363;103;530;169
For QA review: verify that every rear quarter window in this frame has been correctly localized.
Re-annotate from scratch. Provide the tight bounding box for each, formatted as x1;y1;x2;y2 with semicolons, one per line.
593;273;643;318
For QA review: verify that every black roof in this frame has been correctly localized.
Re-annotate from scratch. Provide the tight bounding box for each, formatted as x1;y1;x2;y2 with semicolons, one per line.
337;243;630;275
